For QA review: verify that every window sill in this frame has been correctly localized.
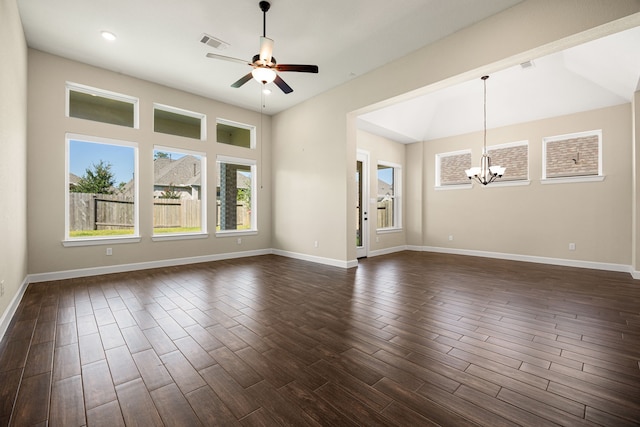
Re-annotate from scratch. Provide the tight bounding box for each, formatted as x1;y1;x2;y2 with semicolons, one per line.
215;230;258;237
540;175;605;185
482;179;531;188
435;184;472;191
377;228;402;235
152;233;209;242
62;236;141;247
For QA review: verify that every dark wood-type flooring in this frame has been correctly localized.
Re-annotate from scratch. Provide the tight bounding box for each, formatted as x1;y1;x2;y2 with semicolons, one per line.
1;252;640;426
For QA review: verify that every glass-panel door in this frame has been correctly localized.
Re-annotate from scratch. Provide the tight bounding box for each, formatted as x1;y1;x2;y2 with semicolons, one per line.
356;151;369;258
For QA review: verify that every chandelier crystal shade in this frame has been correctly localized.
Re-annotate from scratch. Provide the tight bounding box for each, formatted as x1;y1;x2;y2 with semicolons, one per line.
465;75;505;185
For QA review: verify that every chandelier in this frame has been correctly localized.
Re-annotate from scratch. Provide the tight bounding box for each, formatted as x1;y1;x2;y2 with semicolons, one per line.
465;75;505;185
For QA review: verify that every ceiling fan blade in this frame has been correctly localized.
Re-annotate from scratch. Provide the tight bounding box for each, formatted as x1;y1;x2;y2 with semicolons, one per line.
231;72;254;88
206;53;250;66
259;36;274;64
276;64;319;73
274;75;293;94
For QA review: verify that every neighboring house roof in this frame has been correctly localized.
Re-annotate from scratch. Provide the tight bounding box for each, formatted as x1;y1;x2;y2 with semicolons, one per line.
155;155;201;187
69;173;81;186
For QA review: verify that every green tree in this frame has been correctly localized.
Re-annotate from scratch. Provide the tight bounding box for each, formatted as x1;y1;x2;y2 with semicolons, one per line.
71;160;116;194
155;151;170;160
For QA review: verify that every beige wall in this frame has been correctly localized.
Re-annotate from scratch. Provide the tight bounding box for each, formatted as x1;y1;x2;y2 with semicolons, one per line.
421;104;632;264
0;0;28;328
27;50;272;275
634;91;640;272
356;130;406;253
272;0;640;265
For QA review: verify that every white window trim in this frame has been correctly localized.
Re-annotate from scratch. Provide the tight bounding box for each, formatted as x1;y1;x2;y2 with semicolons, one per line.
153;103;207;141
542;129;603;182
435;149;473;190
216;118;256;149
152;145;207;239
65;82;139;129
215;155;258;235
64;133;140;245
377;160;402;231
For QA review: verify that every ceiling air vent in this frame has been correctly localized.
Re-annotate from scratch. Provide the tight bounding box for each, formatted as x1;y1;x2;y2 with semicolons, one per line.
520;60;535;70
200;33;229;50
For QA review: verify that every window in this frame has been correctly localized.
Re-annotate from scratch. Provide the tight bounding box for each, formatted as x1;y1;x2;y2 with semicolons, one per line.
377;162;401;230
436;150;472;187
216;119;255;149
216;156;256;233
65;133;138;245
153;148;206;237
66;82;138;128
154;104;206;140
543;130;602;182
487;140;529;182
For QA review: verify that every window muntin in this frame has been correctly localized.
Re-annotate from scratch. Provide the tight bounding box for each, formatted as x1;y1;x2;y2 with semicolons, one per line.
377;162;401;230
216;119;255;149
153;148;206;236
66;82;138;128
543;130;602;179
487;140;529;182
66;134;138;241
153;104;206;140
216;156;256;233
436;150;472;187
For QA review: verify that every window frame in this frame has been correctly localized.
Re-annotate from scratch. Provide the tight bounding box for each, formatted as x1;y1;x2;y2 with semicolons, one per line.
153;103;207;141
65;82;139;129
216;118;256;149
151;146;208;241
435;149;473;190
215;155;258;236
376;161;402;232
542;130;604;184
63;133;140;247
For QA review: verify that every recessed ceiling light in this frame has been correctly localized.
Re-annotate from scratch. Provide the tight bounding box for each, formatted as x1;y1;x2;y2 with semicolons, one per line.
101;31;117;41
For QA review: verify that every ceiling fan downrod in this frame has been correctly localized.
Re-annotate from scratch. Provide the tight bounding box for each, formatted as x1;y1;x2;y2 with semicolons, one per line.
260;1;270;37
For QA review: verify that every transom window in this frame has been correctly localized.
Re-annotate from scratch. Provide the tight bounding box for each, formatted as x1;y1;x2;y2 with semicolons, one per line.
436;150;472;187
66;82;138;128
154;104;206;140
543;130;602;180
216;119;255;149
487;140;529;182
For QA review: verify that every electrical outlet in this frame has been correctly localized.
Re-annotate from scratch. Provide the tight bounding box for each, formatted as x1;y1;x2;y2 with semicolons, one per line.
106;247;113;256
375;236;379;243
449;235;454;241
0;280;5;297
237;238;242;244
569;243;576;251
314;241;319;248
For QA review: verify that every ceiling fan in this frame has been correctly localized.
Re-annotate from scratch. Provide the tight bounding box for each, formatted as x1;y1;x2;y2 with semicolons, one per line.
206;1;319;94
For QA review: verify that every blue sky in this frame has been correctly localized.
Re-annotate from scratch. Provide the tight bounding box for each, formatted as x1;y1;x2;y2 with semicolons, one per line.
69;140;135;185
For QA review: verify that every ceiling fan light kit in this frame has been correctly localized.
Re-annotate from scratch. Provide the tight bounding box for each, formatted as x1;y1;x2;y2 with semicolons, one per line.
206;1;318;94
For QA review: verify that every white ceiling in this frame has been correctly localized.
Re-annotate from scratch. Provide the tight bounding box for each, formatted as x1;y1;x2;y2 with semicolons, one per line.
16;1;640;143
358;25;640;143
17;0;523;115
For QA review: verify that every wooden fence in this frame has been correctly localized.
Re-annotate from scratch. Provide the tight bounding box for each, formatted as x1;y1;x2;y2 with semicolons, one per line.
69;193;248;231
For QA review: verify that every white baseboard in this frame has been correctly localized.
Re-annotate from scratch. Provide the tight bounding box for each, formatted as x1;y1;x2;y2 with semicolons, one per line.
420;246;634;276
27;249;274;283
272;249;358;269
0;276;29;343
368;245;409;258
